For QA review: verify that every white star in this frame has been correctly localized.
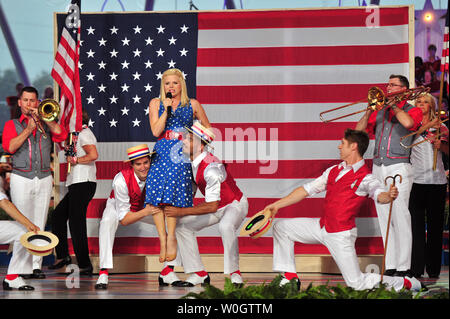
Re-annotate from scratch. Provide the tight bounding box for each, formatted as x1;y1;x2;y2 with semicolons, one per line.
98;61;107;69
80;86;83;93
144;83;152;92
167;59;176;68
132;95;141;104
110;49;118;57
156;25;165;33
145;37;154;45
98;107;106;116
122;37;130;46
109;72;118;80
121;107;130;115
156;48;165;57
86;72;95;81
181;71;187;79
180;24;189;33
88;119;95;127
121;60;130;69
133;48;142;57
132;118;141;127
98;38;107;46
109;95;118;104
98;84;107;92
86;49;95;58
87;26;95;35
156;71;163;80
132;71;142;80
78;61;83;69
121;83;130;92
79;40;84;47
109;118;118;127
110;26;119;34
144;60;153;69
179;48;188;56
145;106;150;115
168;36;177;45
86;95;95;104
133;25;142;34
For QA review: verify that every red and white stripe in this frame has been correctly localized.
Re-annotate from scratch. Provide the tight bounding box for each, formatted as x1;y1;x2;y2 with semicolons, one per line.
59;7;412;256
51;23;83;133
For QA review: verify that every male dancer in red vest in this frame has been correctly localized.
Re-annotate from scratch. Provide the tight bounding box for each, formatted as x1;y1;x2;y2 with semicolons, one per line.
265;129;424;292
94;144;186;289
165;122;248;286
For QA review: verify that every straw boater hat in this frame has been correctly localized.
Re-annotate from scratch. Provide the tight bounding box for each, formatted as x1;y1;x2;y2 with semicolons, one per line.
240;209;273;239
185;122;215;145
20;231;59;256
124;144;154;162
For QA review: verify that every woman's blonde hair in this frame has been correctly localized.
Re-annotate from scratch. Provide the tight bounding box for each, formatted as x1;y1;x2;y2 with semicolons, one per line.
417;92;437;121
159;68;190;107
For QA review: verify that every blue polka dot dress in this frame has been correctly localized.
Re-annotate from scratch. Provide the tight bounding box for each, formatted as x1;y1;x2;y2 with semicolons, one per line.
145;101;194;208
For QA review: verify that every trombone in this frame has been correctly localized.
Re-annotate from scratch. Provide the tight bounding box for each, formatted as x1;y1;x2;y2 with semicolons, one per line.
400;112;449;149
28;99;61;139
319;86;430;123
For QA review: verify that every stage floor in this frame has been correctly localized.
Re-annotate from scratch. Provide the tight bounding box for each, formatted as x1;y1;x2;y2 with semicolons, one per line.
0;266;448;299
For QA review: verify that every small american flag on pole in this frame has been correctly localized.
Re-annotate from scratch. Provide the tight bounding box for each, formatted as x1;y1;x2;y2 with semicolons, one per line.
441;11;449;94
51;0;83;133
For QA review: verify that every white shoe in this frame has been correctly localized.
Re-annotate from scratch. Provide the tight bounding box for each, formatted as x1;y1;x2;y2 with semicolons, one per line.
95;273;108;289
158;271;186;287
279;275;301;291
230;273;243;285
185;273;210;287
405;276;425;292
3;277;34;291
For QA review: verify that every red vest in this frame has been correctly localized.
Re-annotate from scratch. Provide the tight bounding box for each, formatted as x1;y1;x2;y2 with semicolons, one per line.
109;166;145;212
195;153;243;209
320;164;371;233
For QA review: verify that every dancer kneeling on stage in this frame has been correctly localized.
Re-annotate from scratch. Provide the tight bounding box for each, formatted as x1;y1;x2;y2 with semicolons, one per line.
1;188;40;290
95;144;185;289
164;122;248;286
264;129;424;292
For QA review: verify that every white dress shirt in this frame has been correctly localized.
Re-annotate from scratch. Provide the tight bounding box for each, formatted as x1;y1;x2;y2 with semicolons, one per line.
0;189;7;201
303;159;383;201
191;151;227;203
111;171;146;221
66;127;98;187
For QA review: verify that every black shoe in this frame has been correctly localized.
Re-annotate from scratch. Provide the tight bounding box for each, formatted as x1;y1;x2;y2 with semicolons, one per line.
23;269;46;279
3;278;34;291
79;266;93;277
48;256;71;270
383;269;396;276
394;270;411;277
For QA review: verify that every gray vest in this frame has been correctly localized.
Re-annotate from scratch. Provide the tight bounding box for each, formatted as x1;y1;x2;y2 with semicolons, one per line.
372;103;415;166
11;119;53;179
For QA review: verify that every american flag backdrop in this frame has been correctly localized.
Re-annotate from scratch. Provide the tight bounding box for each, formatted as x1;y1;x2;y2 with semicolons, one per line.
54;7;414;256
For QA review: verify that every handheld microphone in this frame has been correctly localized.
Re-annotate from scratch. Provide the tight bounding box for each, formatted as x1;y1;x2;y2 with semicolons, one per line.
166;92;172;117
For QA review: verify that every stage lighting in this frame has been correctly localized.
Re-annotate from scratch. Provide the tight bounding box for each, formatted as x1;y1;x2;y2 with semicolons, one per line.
424;12;433;22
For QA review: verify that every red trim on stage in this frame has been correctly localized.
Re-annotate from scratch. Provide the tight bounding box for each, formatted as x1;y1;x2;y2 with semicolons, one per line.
198;8;409;29
196;83;388;104
197;44;409;67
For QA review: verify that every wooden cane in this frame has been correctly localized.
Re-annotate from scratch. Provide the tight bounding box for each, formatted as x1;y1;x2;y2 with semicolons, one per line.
380;174;402;283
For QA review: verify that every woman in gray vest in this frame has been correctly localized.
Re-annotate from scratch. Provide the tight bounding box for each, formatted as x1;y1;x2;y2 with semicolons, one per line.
49;110;98;276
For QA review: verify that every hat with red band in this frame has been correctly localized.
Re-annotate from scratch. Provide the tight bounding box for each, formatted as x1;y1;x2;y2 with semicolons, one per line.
185;122;215;145
240;209;273;239
124;144;154;162
20;231;59;256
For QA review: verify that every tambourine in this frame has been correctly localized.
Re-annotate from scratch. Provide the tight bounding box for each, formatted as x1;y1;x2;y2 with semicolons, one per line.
20;231;59;256
240;209;273;239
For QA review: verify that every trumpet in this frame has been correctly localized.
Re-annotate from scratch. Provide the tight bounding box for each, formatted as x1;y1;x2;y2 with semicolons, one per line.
319;86;430;123
28;99;61;139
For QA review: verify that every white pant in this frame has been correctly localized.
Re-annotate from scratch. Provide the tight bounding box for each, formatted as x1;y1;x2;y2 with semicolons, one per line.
98;200;180;269
372;163;413;271
272;218;405;291
176;196;248;274
0;221;33;275
10;174;53;270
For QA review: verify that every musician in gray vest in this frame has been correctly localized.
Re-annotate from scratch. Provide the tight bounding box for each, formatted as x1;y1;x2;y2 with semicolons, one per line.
355;75;423;277
2;86;67;279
